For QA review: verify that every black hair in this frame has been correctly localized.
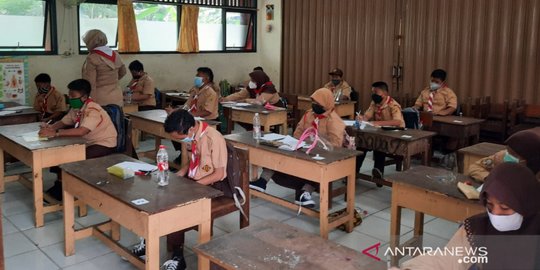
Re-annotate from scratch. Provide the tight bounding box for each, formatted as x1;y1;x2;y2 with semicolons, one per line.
197;67;214;82
67;79;92;97
431;69;447;81
164;109;196;134
34;73;51;83
128;60;144;71
253;66;264;72
371;81;389;92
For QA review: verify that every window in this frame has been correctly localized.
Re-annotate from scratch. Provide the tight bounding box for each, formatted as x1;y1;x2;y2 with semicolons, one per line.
78;1;256;53
0;0;57;54
79;2;118;50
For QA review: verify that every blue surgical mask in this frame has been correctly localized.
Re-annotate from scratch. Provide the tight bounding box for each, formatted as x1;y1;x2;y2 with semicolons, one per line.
503;150;520;163
430;82;441;91
180;130;195;143
194;76;204;88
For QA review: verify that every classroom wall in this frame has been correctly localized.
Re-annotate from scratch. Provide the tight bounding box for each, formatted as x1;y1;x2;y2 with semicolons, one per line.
259;0;282;89
24;0;283;98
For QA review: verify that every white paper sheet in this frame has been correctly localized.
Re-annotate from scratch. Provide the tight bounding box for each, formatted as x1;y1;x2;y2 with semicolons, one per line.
0;111;16;116
343;120;356;126
4;106;32;110
232;103;252;107
261;133;286;141
277;135;305;151
194;116;205;121
220;101;236;104
114;161;157;172
21;131;47;142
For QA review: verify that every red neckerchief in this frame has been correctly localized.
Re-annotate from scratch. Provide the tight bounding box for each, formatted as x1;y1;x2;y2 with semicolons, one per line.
74;98;94;128
40;87;55;119
188;121;209;179
375;96;393;120
92;49;116;62
253;81;273;95
303;111;327;130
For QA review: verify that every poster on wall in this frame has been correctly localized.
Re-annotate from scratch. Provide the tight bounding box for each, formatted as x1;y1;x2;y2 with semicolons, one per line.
0;56;29;105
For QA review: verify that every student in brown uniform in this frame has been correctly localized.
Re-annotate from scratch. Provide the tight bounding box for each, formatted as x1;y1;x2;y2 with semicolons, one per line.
413;69;457;116
222;70;283;107
323;68;352;101
183;67;219;120
468;129;540;181
82;29;127;107
128;109;227;270
356;81;405;180
33;73;66;123
126;60;156;111
396;163;540;270
39;79;118;201
249;88;345;207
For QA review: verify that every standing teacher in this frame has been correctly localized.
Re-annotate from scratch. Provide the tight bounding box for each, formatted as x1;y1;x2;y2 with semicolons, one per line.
81;29;126;107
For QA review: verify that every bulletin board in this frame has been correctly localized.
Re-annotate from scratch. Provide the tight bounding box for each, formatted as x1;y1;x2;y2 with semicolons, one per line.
0;56;29;105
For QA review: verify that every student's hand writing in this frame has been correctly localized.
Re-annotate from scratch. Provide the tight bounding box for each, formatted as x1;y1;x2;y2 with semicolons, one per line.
165;106;174;115
38;127;55;138
39;122;50;128
356;114;364;121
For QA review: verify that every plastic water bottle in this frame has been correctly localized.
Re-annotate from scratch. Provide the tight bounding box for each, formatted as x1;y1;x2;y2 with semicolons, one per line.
253;113;262;139
126;89;133;104
156;145;169;186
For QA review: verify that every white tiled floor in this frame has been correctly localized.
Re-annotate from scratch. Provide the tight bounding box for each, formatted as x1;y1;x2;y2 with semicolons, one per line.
2;126;461;269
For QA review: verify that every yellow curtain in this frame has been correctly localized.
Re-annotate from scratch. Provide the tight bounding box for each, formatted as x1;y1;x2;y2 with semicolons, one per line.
177;5;199;53
118;0;140;52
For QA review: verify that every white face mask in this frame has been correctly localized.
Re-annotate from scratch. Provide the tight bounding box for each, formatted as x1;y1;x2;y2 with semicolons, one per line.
487;209;524;232
430;82;442;91
248;81;257;89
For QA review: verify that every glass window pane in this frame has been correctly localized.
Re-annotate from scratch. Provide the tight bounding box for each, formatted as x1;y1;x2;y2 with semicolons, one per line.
134;3;177;51
79;3;118;48
198;7;222;51
226;12;250;48
0;0;46;47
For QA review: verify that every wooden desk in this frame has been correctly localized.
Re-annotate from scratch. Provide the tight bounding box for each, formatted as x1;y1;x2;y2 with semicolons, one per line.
194;220;386;270
222;103;288;135
298;96;357;119
386;166;484;266
61;154;222;270
457;142;506;174
0;102;40;125
225;132;361;239
430;116;485;150
128;110;220;167
163;91;190;106
347;126;436;186
123;103;140;148
0;123;86;227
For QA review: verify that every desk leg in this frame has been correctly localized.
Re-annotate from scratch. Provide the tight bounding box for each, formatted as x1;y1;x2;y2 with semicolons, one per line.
111;221;121;241
198;199;212;270
32;159;44;227
63;178;75;256
413;211;424;237
319;180;330;240
345;173;356;233
281;122;288;135
264;123;271;133
0;148;4;193
390;194;402;266
145;231;160;270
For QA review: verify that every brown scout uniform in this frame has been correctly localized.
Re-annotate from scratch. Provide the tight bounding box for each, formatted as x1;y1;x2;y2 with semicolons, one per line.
223;87;281;105
323;80;352;101
414;86;458;115
61;101;117;148
364;97;405;128
82;51;127;107
184;83;219;120
293;88;345;147
128;73;156;107
187;122;228;180
33;86;66;119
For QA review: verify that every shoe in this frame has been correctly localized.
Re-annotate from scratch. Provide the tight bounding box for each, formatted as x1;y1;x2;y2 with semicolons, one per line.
372;168;384;179
295;191;315;208
249;177;267;192
45;181;63;201
131;238;146;260
161;256;186;270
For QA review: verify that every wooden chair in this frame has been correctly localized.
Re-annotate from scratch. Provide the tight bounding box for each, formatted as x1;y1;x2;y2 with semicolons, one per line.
210;146;250;229
122;117;138;159
281;93;300;131
480;99;510;143
419;111;433;129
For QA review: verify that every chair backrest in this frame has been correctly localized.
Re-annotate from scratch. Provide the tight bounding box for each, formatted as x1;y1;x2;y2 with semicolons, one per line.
282;93;300;130
350;87;360;112
123;117;138;159
212;142;249;199
102;104;126;153
419;111;434;128
402;108;420;129
154;88;162;109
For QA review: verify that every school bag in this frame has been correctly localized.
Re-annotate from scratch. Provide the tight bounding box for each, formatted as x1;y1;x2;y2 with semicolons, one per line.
102;104;126;153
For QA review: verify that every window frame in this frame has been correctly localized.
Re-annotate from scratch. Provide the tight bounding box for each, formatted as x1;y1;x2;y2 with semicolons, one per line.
0;0;58;55
77;0;120;53
77;0;257;54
